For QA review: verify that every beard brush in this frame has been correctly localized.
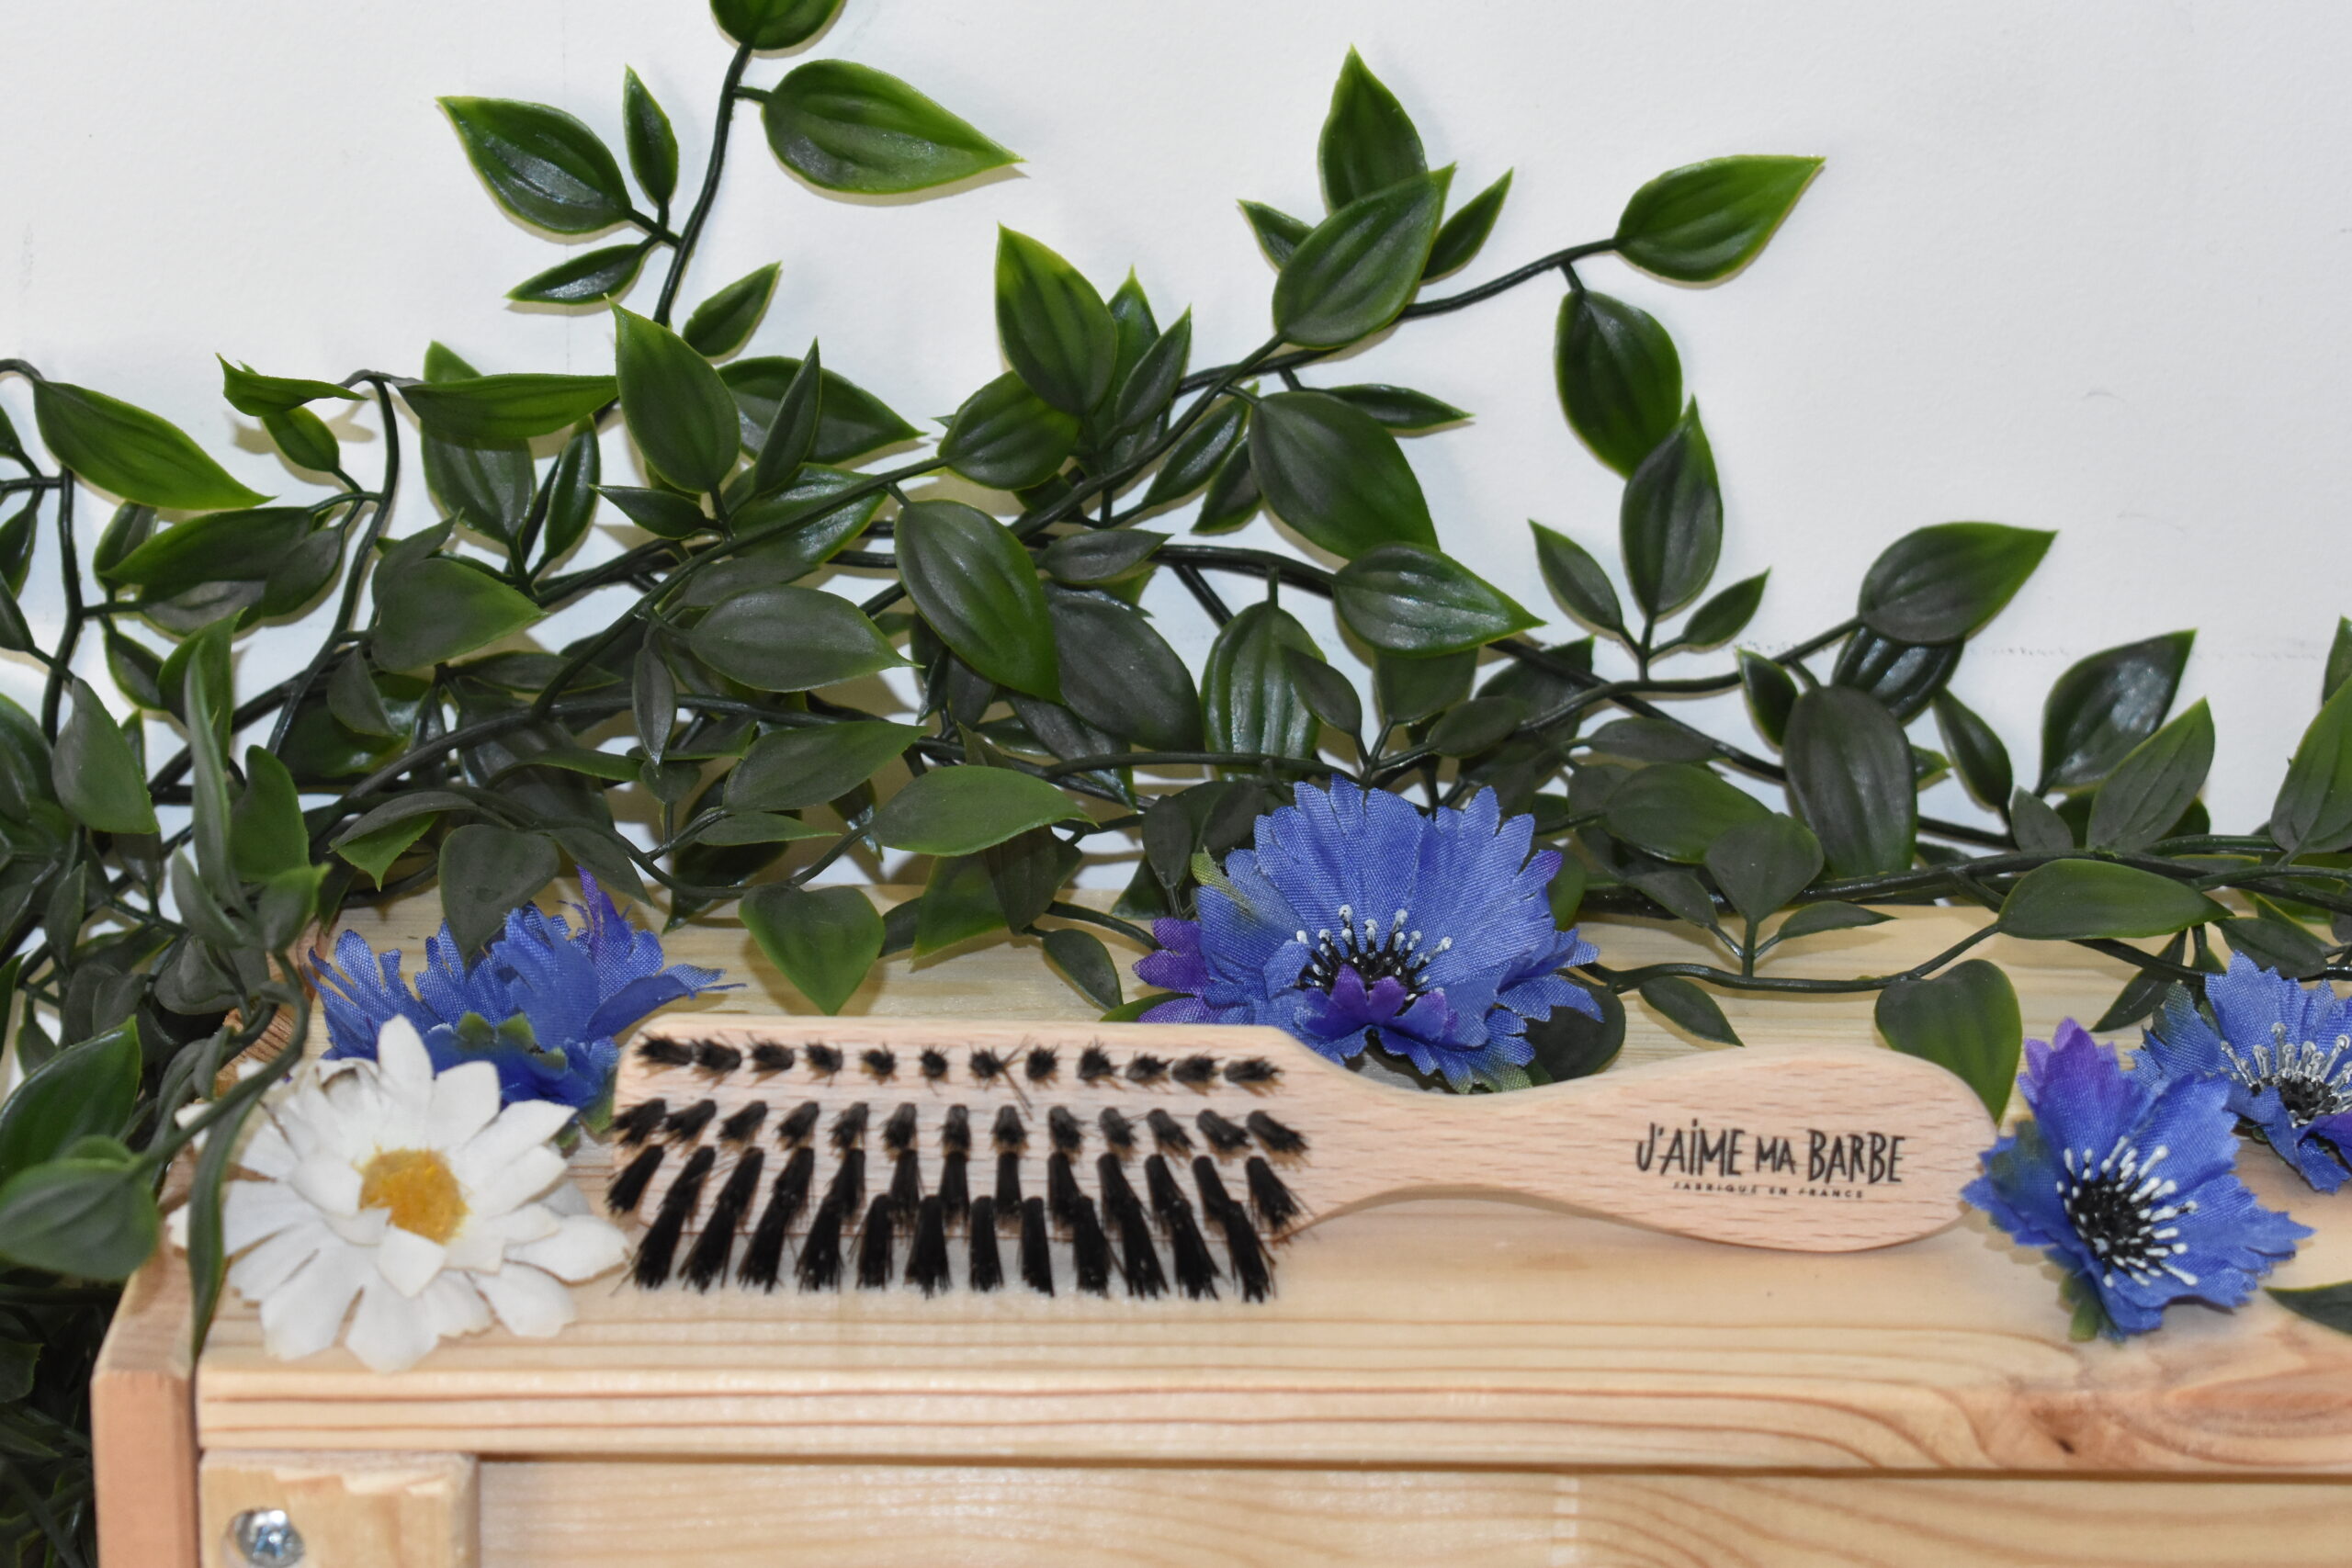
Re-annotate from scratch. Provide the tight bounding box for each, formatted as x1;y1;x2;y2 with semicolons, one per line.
605;1018;1995;1303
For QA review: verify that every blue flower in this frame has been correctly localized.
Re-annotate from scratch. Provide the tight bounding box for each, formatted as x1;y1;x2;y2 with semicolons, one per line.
1135;779;1600;1090
1964;1020;2307;1338
314;870;729;1114
2139;954;2352;1192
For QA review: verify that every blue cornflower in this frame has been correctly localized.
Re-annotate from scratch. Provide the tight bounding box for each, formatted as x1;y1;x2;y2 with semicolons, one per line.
1135;779;1600;1090
1965;1020;2307;1338
2139;954;2352;1192
314;870;729;1114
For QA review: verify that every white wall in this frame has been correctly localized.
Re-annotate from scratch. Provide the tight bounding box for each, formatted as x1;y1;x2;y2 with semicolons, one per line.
5;0;2351;835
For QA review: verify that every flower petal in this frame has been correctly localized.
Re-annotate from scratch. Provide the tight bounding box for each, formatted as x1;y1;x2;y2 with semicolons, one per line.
346;1279;443;1372
376;1226;449;1298
467;1146;569;1218
478;1262;578;1337
259;1244;368;1362
425;1061;503;1151
289;1156;363;1217
509;1213;628;1282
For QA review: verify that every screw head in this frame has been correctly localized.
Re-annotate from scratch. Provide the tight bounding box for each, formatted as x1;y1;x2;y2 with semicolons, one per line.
229;1508;306;1566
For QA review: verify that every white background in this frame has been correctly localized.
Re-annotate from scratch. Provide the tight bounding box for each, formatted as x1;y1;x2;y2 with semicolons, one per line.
4;0;2350;838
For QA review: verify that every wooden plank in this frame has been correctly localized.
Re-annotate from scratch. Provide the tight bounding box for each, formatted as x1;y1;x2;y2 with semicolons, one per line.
201;1450;477;1568
92;1253;198;1568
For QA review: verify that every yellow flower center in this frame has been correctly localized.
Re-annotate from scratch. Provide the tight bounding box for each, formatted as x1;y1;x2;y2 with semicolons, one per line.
357;1148;467;1244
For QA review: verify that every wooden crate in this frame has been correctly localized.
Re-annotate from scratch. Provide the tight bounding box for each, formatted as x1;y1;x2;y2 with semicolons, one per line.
95;896;2352;1565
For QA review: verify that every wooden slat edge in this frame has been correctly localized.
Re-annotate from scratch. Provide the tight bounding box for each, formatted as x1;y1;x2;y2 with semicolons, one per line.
92;1252;198;1568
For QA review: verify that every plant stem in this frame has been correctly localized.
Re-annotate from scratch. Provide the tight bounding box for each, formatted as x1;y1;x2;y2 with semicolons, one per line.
267;377;403;751
654;43;755;326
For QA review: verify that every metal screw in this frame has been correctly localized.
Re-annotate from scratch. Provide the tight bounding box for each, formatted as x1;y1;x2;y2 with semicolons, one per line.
229;1508;306;1566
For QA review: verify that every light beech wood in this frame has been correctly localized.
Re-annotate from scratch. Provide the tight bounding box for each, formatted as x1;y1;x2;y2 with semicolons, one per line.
91;1253;198;1568
200;1450;477;1567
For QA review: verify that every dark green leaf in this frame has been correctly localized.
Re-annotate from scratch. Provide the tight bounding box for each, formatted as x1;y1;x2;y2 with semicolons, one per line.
2219;914;2328;979
1424;169;1511;277
1831;627;1960;723
763;60;1017;194
2038;631;2194;792
1106;272;1159;391
897;500;1060;698
1639;976;1741;1044
598;485;707;538
1705;814;1824;924
1875;959;2019;1120
372;557;544;670
987;826;1079;931
53;681;156;834
2326;617;2352;704
261;407;340;475
742;884;879;1015
30;380;266;510
417;344;531;541
1996;860;2225;941
1334;543;1538;655
0;1021;137;1186
1679;571;1767;650
1050;593;1201;751
1774;899;1890;942
231;747;308;880
0;581;29;655
1554;290;1682;478
940;373;1079;491
996;229;1116;415
541;426;602;564
615;305;739;492
632;640;675;764
2092;940;2187;1032
1043;927;1122;1009
870;767;1083;855
0;1156;157;1280
2274;675;2352;854
440;96;632;234
2088;700;2212;852
336;811;438;886
1140;398;1246;509
1732;650;1793;749
404;373;616;443
687;584;902;692
1194;435;1261;534
1041;528;1165;585
1272;174;1443;347
1523;982;1621;1082
724;355;917;463
749;346;822;499
1250;390;1434;558
622;67;679;209
1858;523;2054;644
1783;686;1915;876
107;506;308;596
1619;403;1719;617
1376;648;1475;726
911;854;1003;956
681;263;781;359
1110;310;1191;434
437;824;558;956
216;357;362;417
92;500;156;579
1318;48;1425;209
1322;383;1469;432
2009;788;2074;853
688;812;828;847
725;720;922;811
1238;201;1310;265
1283;649;1363;739
1603;761;1770;863
1615;155;1823;282
1203;603;1323;758
1932;691;2011;813
1427;694;1526;758
2269;1280;2352;1335
507;243;648;305
713;0;841;47
0;502;33;595
1586;717;1713;762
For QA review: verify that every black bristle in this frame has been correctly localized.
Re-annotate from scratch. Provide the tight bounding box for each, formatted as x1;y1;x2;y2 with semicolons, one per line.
992;1104;1026;1150
1077;1044;1115;1083
1164;1205;1221;1300
606;1144;666;1213
614;1099;668;1145
776;1100;821;1147
1247;1110;1307;1155
1019;1197;1055;1294
888;1148;923;1220
718;1101;769;1144
795;1196;845;1291
1069;1196;1112;1295
632;1146;714;1288
938;1153;970;1227
1172;1054;1219;1089
1099;1156;1165;1299
664;1099;718;1142
1143;1153;1189;1224
830;1102;870;1152
882;1103;920;1155
941;1104;973;1156
824;1146;866;1215
1146;1109;1193;1155
1098;1108;1136;1154
861;1046;897;1080
805;1043;843;1077
1046;1152;1082;1231
738;1146;814;1290
683;1149;763;1290
750;1043;796;1076
1245;1156;1301;1233
1125;1053;1169;1086
856;1197;896;1289
1212;1195;1271;1302
1192;1155;1238;1221
638;1038;694;1068
967;1198;1003;1292
1025;1045;1058;1083
1197;1110;1250;1155
907;1196;951;1296
920;1047;950;1082
1225;1056;1282;1089
969;1048;1007;1084
994;1150;1023;1222
695;1041;742;1073
1046;1106;1084;1156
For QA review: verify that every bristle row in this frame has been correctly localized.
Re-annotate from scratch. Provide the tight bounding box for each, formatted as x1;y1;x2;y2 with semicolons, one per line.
637;1038;1284;1091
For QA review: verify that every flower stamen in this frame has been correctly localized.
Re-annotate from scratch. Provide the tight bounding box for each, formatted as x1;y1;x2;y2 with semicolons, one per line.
359;1148;468;1243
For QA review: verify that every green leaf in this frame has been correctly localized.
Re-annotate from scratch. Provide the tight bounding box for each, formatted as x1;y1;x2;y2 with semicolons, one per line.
724;355;917;463
0;581;29;654
1639;976;1742;1044
2274;675;2352;854
261;407;340;475
1239;201;1310;265
1427;694;1524;758
725;720;922;811
1830;627;1961;724
763;60;1017;194
1932;691;2012;813
1109;310;1191;434
2326;617;2352;704
2039;631;2195;793
749;346;822;498
403;373;616;444
621;67;679;209
683;263;781;359
53;681;156;834
2010;788;2075;853
30;380;266;510
685;466;884;602
1203;604;1323;759
1603;761;1770;863
1555;290;1682;479
2269;1280;2352;1336
1318;49;1425;209
1378;648;1476;726
1858;522;2055;645
741;884;880;1015
712;0;842;48
0;1156;158;1280
1140;398;1247;510
2219;912;2328;979
1679;571;1768;650
1615;155;1823;283
1533;523;1624;637
1322;383;1469;432
1272;174;1444;347
231;747;308;881
1619;403;1720;617
1194;434;1262;534
1043;927;1123;1010
1875;960;2020;1120
1783;687;1915;877
216;357;362;417
508;243;649;306
336;811;437;886
1283;649;1363;739
904;852;1000;955
417;344;531;541
541;426;603;564
1050;593;1202;752
687;584;903;692
1425;169;1511;278
1774;900;1892;942
437;824;559;956
1250;390;1435;558
107;507;309;596
896;501;1060;698
372;557;544;670
871;767;1085;855
1704;814;1824;924
996;229;1116;415
440;96;632;234
2088;700;2212;852
0;502;34;595
1997;860;2225;941
688;812;829;848
1041;528;1165;585
615;305;740;492
1333;543;1538;655
598;485;707;538
0;1020;138;1186
940;373;1079;491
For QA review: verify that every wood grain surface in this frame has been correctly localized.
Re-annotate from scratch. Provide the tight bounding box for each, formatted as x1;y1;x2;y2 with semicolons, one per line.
201;1450;478;1567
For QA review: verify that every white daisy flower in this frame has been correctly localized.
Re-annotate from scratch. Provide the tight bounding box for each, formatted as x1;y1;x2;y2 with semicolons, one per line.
169;1015;626;1372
